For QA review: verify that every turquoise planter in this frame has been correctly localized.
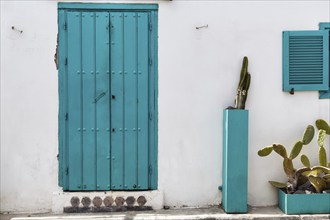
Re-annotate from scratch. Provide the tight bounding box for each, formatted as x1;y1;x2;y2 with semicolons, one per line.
278;189;330;214
222;109;248;213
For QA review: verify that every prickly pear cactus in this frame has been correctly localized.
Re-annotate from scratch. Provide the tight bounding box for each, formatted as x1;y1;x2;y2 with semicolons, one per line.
316;119;330;134
257;124;315;193
258;119;330;194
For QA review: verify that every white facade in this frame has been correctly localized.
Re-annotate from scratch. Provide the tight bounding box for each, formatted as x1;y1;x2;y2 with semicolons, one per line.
1;0;329;213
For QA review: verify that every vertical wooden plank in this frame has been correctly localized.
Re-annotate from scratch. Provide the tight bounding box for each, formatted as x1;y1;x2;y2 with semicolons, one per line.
95;12;111;190
58;9;67;189
110;12;124;190
81;12;96;190
123;12;138;190
67;12;83;190
137;12;149;190
149;11;158;189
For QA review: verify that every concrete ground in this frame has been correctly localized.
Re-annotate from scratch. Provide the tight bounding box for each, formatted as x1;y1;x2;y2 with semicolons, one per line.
1;206;330;220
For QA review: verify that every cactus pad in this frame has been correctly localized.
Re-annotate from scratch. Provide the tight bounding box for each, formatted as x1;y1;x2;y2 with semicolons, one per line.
324;174;330;183
269;181;287;189
302;125;315;145
289;141;303;159
273;144;288;159
308;176;327;193
257;146;273;157
283;158;294;177
300;154;311;168
317;129;326;147
319;146;327;167
316;119;330;135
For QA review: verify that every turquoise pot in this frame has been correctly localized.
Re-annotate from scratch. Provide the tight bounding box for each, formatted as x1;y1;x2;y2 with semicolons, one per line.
278;189;330;214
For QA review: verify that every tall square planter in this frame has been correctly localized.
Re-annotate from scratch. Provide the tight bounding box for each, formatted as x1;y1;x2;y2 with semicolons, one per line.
278;189;330;214
222;109;248;213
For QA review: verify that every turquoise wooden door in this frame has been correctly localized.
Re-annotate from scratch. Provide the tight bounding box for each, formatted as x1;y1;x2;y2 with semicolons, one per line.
58;4;158;191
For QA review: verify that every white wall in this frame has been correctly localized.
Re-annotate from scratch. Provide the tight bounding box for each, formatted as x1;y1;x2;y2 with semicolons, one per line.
1;0;329;213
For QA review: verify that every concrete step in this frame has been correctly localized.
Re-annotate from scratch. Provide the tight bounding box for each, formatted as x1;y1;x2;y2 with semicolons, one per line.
2;206;330;220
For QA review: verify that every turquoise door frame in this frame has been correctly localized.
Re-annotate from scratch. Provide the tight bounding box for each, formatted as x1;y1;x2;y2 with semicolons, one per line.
58;3;158;191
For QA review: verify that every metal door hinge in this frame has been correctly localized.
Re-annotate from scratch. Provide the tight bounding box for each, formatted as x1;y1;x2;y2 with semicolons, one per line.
65;113;68;121
149;58;152;66
65;167;69;175
149;112;152;121
63;22;67;30
64;58;68;66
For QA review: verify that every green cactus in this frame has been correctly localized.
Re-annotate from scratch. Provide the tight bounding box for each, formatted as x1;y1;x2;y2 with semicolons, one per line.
233;56;251;109
300;154;311;168
324;174;330;182
315;120;329;167
269;181;287;188
317;129;326;147
289;141;303;159
302;125;315;145
257;145;273;156
258;120;330;194
273;144;288;159
319;146;327;167
308;176;327;193
315;119;330;134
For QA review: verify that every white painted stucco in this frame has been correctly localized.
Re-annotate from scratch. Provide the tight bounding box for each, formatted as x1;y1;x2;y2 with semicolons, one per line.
1;0;329;214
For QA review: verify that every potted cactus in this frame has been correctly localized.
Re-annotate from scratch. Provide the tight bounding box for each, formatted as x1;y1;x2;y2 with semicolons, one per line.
222;57;251;213
257;119;330;214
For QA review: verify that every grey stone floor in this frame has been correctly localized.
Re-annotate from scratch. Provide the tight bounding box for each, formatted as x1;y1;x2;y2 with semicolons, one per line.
1;206;329;220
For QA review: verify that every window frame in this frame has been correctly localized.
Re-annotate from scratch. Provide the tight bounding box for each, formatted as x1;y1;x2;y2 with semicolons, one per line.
319;22;330;99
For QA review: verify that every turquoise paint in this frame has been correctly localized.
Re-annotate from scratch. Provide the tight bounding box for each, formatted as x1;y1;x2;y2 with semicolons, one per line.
137;12;150;190
222;109;248;213
282;30;329;92
110;12;125;190
123;12;139;189
58;5;158;191
58;3;158;11
149;10;159;190
319;22;330;99
81;11;97;190
95;12;111;190
58;10;67;188
67;12;83;191
278;189;330;214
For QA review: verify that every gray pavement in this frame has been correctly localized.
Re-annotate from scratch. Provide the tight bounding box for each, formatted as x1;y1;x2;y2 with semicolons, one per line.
1;206;329;220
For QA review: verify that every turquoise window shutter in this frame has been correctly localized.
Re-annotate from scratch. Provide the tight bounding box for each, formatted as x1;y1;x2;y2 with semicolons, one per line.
58;4;158;191
283;30;329;92
319;22;330;99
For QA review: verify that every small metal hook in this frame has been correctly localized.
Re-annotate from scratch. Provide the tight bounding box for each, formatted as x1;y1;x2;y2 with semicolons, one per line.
290;88;294;95
12;26;23;34
196;24;208;30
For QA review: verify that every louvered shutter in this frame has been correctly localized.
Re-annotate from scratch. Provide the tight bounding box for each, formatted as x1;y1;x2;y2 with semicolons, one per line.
283;30;329;92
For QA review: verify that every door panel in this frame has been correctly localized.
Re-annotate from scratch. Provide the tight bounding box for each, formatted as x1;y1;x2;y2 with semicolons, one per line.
95;12;111;190
67;12;83;191
110;12;125;190
81;11;97;190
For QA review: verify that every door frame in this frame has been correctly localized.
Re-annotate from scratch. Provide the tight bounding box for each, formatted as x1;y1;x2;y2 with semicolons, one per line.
57;3;158;191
